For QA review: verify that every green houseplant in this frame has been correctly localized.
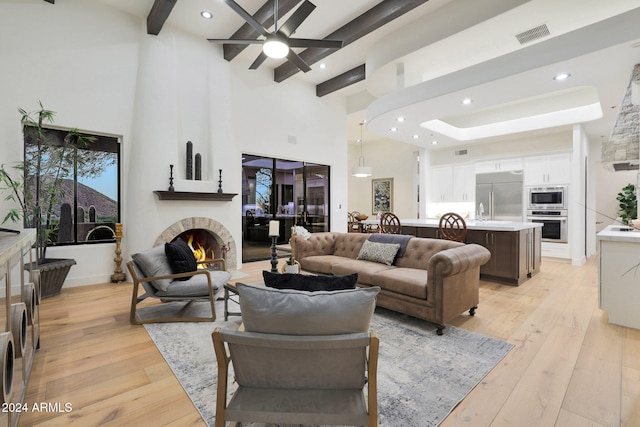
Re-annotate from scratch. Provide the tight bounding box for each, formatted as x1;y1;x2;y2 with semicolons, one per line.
0;102;96;297
616;183;637;225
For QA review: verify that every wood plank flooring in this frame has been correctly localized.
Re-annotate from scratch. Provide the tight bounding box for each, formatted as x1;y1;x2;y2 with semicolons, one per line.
19;256;640;426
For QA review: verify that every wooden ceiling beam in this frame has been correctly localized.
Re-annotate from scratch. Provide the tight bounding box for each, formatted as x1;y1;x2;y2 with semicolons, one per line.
274;0;429;83
223;0;303;61
147;0;178;36
316;64;365;97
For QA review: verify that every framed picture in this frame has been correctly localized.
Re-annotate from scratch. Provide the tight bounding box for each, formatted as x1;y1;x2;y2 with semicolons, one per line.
372;178;393;214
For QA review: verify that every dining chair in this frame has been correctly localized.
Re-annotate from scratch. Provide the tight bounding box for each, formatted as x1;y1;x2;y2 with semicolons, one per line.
438;212;468;242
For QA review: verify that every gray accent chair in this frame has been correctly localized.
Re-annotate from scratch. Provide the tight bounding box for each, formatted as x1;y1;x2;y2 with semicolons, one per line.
212;283;380;426
126;245;230;324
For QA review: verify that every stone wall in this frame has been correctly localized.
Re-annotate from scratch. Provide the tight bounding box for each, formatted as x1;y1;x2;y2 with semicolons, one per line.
602;64;640;170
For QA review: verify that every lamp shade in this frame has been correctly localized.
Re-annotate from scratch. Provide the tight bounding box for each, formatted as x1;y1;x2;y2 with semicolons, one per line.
352;155;372;177
352;166;372;177
263;36;289;59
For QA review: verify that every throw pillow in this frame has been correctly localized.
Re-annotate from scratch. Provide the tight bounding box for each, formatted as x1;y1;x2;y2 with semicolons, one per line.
262;270;358;291
131;245;174;291
237;283;380;335
356;240;401;265
164;238;197;280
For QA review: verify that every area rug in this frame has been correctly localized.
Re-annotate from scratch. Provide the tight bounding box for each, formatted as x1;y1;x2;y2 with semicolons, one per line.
143;300;513;426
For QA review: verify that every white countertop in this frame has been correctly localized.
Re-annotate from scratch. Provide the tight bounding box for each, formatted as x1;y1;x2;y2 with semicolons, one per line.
597;224;640;243
400;218;542;232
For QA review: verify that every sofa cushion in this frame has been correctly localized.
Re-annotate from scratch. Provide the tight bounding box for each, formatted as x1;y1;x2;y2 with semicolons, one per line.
263;270;358;291
164;238;197;279
356;240;401;265
237;283;380;335
155;270;230;297
371;268;429;299
298;255;352;275
131;245;173;291
331;259;395;285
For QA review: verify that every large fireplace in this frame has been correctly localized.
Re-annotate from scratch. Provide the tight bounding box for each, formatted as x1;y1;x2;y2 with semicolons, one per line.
154;217;237;270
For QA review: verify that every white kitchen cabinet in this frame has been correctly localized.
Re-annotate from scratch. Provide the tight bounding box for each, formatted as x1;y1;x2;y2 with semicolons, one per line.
431;166;453;202
524;153;571;185
475;158;523;174
453;164;475;202
431;165;475;202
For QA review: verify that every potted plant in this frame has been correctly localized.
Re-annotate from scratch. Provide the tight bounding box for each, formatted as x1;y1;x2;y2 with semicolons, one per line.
0;102;95;297
616;183;637;225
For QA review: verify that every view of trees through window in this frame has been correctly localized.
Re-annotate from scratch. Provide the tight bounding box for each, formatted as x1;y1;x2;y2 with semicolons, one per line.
23;127;120;244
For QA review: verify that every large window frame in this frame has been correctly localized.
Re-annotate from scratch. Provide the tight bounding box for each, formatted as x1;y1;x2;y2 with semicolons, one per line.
23;126;121;245
241;154;330;261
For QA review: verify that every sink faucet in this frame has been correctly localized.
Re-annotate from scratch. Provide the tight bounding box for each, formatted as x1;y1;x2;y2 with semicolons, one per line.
477;203;484;221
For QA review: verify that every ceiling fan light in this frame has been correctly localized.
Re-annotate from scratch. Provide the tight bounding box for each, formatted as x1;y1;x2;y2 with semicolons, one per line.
263;37;289;59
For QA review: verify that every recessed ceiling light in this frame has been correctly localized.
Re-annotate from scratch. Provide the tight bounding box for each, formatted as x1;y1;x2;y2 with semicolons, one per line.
553;72;571;81
412;134;419;139
390;127;398;132
201;10;213;19
431;140;439;145
396;116;405;122
319;63;327;69
461;98;473;105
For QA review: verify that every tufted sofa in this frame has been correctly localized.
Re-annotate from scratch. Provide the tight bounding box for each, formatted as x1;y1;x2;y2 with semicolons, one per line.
293;232;491;334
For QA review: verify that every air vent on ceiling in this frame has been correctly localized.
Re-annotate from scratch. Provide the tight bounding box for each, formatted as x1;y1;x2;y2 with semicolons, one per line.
455;149;468;156
515;24;550;45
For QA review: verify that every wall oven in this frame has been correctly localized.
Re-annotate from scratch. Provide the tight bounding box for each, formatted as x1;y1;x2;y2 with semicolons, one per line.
527;185;567;210
526;209;568;243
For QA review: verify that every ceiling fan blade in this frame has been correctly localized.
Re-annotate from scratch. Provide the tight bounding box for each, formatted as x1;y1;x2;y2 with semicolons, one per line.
288;38;343;49
279;0;316;37
222;0;270;38
208;38;264;45
249;52;268;70
286;50;311;73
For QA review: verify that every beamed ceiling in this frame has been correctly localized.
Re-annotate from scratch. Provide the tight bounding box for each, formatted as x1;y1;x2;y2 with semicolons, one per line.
42;0;640;151
143;0;429;95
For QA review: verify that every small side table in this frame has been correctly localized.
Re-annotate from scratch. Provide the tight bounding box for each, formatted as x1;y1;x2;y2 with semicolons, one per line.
223;282;242;321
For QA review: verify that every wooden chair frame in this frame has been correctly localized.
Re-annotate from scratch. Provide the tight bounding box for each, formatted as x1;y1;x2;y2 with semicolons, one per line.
438;212;468;242
379;212;401;234
213;328;379;427
126;258;226;325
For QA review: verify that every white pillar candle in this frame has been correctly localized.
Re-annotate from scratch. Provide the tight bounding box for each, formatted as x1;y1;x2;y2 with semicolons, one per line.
268;220;280;237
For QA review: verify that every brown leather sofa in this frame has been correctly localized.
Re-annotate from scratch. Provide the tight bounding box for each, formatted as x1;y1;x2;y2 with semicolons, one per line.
293;232;491;334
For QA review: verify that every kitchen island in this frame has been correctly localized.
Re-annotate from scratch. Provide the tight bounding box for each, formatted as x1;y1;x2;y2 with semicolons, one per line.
597;224;640;329
401;218;543;285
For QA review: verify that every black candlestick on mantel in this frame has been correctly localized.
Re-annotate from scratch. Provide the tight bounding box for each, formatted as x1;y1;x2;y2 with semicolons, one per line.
195;153;202;180
168;164;174;191
186;141;193;180
217;169;223;193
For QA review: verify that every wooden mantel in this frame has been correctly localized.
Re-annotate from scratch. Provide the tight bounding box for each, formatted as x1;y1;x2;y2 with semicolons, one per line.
153;191;237;201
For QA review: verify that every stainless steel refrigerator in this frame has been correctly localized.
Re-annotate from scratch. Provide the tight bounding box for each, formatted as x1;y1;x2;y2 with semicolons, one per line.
475;171;524;221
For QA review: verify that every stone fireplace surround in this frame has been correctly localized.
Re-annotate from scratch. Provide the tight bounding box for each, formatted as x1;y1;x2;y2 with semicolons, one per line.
153;217;237;270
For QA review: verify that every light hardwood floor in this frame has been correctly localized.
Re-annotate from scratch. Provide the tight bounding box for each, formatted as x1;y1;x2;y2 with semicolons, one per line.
20;256;640;426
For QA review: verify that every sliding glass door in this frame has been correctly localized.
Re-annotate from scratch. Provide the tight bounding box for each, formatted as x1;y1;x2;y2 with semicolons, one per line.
242;155;330;262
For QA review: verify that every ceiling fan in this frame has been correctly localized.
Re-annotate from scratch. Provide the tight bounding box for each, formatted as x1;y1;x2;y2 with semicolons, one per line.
208;0;343;72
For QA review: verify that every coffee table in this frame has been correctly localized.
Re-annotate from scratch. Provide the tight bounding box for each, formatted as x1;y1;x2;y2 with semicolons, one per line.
223;282;242;321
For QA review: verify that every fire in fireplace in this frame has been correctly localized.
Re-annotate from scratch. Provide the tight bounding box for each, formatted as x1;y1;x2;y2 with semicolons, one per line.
174;229;221;268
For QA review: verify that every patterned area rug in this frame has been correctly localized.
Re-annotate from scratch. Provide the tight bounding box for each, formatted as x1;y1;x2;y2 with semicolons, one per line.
143;300;513;426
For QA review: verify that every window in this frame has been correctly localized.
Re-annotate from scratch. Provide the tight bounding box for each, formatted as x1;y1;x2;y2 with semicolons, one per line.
23;126;120;244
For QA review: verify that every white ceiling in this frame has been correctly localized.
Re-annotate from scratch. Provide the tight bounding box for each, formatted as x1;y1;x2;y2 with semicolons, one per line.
95;0;640;149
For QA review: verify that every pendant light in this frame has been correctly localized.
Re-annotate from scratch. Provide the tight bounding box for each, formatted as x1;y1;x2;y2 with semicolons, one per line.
352;122;372;177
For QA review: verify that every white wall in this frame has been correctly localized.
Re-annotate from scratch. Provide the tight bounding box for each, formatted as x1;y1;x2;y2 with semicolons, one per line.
0;1;349;287
348;137;419;220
